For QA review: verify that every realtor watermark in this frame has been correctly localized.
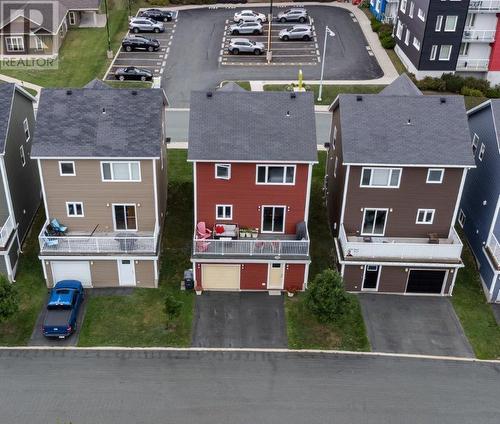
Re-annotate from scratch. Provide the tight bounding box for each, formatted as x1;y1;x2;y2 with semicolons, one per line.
0;0;62;69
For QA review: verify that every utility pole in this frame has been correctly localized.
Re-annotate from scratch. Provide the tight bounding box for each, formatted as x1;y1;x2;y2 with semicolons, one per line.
318;26;335;103
104;0;112;58
266;0;273;64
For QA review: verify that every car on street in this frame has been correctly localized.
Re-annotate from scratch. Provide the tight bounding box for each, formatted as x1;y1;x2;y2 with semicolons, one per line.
279;25;312;41
233;10;267;23
228;38;265;55
115;66;153;81
42;280;84;339
139;8;173;22
122;35;160;52
229;21;263;35
129;17;164;33
276;8;308;23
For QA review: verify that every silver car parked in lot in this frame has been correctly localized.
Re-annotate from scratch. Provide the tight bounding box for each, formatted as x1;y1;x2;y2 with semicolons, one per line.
233;10;267;23
276;8;308;23
229;21;263;35
279;25;312;41
129;17;165;33
228;38;265;55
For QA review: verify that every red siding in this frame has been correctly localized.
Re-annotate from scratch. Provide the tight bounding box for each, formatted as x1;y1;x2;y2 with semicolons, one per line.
284;264;306;291
240;263;268;290
489;19;500;71
195;162;309;233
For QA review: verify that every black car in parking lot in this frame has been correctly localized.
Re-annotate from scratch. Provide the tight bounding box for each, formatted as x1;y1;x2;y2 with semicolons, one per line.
115;66;153;81
139;8;173;22
122;35;160;52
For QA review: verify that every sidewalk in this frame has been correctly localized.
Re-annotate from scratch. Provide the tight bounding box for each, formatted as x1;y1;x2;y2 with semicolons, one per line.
0;73;42;99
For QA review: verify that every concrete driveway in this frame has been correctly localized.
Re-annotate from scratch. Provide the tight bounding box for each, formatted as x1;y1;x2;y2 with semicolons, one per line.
192;292;287;348
358;294;474;357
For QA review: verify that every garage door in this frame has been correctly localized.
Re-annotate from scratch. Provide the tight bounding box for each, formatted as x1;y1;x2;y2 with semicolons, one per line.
201;264;240;290
51;261;92;288
406;270;446;294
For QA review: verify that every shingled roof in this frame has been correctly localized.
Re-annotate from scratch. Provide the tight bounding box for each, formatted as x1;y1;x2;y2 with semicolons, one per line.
32;88;167;158
188;90;317;163
379;74;422;96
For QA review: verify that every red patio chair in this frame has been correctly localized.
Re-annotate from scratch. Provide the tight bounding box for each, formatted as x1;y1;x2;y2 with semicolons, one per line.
196;222;212;239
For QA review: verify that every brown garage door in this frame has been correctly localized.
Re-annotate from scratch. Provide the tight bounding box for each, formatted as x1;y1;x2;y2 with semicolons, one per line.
406;270;446;294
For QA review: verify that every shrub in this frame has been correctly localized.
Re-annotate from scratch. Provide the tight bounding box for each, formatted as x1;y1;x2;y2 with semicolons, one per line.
486;85;500;98
371;18;382;33
164;294;182;328
416;76;446;92
461;86;484;97
379;23;393;35
0;275;18;322
463;76;490;94
380;34;396;49
442;73;465;93
305;269;350;323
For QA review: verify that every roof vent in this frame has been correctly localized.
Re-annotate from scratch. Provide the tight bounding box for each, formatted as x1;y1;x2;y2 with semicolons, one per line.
206;91;213;98
290;92;296;99
66;90;72;95
131;90;137;95
102;107;106;114
406;118;412;125
356;95;363;102
440;97;446;104
286;110;290;117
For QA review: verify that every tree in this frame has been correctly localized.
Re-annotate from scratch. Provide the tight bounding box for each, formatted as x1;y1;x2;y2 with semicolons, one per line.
164;294;182;329
305;269;349;323
0;275;18;322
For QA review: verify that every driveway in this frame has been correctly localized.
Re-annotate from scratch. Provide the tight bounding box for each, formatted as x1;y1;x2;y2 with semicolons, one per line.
358;294;474;357
192;292;287;348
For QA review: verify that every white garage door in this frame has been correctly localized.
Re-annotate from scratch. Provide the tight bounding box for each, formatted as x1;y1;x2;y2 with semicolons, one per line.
51;261;92;287
201;264;240;290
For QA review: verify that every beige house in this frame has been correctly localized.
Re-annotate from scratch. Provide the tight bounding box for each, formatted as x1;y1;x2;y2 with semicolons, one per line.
32;80;168;288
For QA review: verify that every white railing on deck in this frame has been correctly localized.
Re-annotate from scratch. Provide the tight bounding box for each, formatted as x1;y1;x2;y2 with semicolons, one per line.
193;238;310;256
468;0;500;11
456;58;490;71
486;233;500;266
0;215;14;247
463;29;496;42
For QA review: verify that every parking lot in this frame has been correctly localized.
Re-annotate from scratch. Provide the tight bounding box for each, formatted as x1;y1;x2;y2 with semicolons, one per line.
221;18;320;66
104;11;178;82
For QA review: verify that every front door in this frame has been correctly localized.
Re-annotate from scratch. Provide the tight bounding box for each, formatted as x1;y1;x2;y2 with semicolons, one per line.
113;204;137;231
268;263;284;289
362;265;380;291
118;259;136;286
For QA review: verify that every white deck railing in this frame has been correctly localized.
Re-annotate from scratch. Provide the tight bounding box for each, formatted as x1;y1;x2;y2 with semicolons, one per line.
486;233;500;266
463;29;496;42
338;225;463;262
456;58;490;71
468;0;500;11
0;216;14;247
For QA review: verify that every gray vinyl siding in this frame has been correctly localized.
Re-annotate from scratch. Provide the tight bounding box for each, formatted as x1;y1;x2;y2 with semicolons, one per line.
0;162;10;225
8;237;18;270
0;254;7;277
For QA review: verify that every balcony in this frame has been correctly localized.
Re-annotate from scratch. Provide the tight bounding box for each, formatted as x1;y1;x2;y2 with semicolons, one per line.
0;216;14;248
338;225;463;263
486;233;500;269
462;29;496;42
38;221;159;255
468;0;500;12
456;58;490;71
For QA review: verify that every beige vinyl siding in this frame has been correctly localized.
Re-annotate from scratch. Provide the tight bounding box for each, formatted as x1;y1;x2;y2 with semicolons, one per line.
135;260;155;287
91;260;119;287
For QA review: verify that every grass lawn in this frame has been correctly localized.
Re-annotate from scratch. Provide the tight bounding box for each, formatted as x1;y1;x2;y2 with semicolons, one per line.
105;81;152;89
78;150;195;347
386;49;406;75
285;152;370;351
0;212;47;346
451;235;500;360
263;84;385;105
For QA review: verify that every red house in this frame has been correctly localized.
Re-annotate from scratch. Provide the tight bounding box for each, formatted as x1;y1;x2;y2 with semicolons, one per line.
188;85;317;292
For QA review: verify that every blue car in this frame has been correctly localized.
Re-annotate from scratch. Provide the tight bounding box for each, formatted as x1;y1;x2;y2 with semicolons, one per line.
42;280;84;339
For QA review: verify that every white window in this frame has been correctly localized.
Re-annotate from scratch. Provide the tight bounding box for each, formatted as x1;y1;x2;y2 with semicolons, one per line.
5;36;24;52
361;209;388;236
68;11;76;25
59;161;75;176
459;42;469;56
426;168;444;183
332;125;337;149
435;15;443;31
400;0;407;13
113;204;137;231
361;168;401;188
409;1;414;18
375;0;381;12
458;209;466;228
472;133;479;154
101;161;141;182
413;37;421;50
417;8;426;21
23;118;30;141
262;206;286;233
444;16;458;32
333;156;338;178
396;21;403;39
416;209;435;224
256;165;295;185
439;45;452;61
216;204;232;220
465;13;475;27
478;143;485;161
66;202;84;217
215;164;231;180
405;29;411;46
33;36;43;50
19;145;25;166
430;45;438;60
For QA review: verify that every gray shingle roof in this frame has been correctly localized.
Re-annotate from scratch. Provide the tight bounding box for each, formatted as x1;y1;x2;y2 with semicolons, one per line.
380;74;422;96
338;93;475;166
188;90;317;162
0;84;15;153
83;79;111;89
218;82;246;92
62;0;101;10
32;88;166;158
487;100;500;141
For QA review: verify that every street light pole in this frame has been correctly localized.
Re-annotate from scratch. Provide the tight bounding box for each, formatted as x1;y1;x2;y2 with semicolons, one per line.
318;26;335;103
267;0;273;64
104;0;112;58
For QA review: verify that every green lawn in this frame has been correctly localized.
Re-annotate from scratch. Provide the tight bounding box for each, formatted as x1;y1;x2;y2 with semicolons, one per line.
386;49;406;75
0;212;47;346
451;236;500;360
78;150;194;347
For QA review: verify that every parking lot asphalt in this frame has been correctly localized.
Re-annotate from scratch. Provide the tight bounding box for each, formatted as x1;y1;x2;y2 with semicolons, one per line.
163;6;383;106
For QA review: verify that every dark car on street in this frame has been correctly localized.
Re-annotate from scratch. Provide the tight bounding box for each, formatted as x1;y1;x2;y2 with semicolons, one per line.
122;35;160;52
42;280;84;339
115;66;153;81
139;8;173;22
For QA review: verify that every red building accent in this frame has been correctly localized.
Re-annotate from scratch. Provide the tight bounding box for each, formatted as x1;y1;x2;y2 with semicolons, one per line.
489;16;500;71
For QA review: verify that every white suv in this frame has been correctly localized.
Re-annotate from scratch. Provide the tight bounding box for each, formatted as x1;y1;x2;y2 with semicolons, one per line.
129;17;164;33
233;10;267;23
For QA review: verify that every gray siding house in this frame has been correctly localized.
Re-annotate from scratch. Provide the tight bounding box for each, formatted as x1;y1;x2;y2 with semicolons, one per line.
0;83;41;281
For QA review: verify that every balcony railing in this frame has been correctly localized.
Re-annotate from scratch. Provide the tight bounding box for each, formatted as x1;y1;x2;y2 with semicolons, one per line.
0;215;14;247
456;58;490;71
468;0;500;12
486;233;500;268
39;222;158;254
338;225;463;262
462;29;496;42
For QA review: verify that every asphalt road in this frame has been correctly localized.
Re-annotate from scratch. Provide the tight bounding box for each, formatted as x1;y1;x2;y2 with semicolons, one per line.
164;6;382;106
1;349;499;424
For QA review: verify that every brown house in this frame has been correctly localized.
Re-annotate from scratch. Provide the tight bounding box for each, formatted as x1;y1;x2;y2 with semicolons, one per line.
325;74;475;295
31;80;168;288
